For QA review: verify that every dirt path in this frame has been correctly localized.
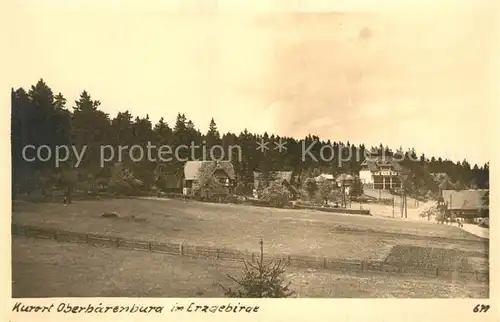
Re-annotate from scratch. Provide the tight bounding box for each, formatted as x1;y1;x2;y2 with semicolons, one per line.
460;224;489;239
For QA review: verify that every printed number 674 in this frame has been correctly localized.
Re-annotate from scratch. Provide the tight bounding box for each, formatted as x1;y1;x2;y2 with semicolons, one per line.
473;304;490;313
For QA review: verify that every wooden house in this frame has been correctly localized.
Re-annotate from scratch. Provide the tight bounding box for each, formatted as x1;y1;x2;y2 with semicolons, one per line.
253;170;299;199
183;161;236;196
359;151;403;189
441;189;489;219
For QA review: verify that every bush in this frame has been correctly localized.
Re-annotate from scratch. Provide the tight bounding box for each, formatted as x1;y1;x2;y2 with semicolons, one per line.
435;210;446;224
330;189;345;204
107;163;143;196
420;205;439;219
192;163;225;199
317;179;333;205
352;195;369;203
260;182;289;208
349;176;364;197
303;178;318;200
219;239;295;298
477;218;489;228
226;194;242;204
234;182;251;196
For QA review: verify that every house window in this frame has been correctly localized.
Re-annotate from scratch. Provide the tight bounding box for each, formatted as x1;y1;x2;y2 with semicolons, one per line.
217;177;229;185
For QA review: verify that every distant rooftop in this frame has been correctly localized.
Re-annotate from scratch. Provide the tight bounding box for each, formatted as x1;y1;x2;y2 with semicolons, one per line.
441;189;488;211
184;161;235;181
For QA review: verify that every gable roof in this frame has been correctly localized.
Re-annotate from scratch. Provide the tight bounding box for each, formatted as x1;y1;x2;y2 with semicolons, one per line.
392;161;403;172
184;161;235;181
361;161;378;171
335;173;354;183
442;189;488;211
315;173;335;181
361;156;403;172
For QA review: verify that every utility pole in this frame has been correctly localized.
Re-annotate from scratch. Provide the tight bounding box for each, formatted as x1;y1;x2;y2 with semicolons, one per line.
260;238;264;263
405;194;408;219
392;196;395;218
341;180;346;208
400;189;404;218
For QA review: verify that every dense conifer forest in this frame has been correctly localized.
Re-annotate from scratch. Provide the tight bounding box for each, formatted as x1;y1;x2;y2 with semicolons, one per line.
11;79;489;198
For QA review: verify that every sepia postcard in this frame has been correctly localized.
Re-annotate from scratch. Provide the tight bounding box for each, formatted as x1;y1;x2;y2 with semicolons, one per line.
3;0;498;321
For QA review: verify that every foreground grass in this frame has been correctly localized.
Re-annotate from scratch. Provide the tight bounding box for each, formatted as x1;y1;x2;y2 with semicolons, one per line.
12;236;488;298
12;198;488;262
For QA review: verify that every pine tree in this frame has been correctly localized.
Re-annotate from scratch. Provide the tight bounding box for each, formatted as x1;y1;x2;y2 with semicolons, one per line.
72;90;110;191
205;118;221;160
219;239;295;298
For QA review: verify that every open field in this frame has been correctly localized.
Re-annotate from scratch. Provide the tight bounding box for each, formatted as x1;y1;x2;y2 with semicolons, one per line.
12;198;488;265
12;236;488;298
352;201;430;220
363;187;422;208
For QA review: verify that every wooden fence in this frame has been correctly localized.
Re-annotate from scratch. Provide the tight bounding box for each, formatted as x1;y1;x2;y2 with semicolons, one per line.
292;203;371;215
11;223;488;282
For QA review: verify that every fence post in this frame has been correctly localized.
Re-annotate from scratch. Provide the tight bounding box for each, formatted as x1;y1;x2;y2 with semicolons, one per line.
288;255;291;265
252;252;255;263
216;249;220;260
436;267;439;277
85;234;89;244
116;237;120;248
148;242;152;252
360;261;365;272
179;243;184;255
323;257;327;269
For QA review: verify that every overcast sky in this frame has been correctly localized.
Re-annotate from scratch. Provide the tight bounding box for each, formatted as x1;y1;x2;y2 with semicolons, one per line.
5;0;499;166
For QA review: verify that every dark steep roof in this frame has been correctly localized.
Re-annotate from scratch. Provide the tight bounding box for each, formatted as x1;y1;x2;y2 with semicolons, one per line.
442;189;489;211
254;171;293;188
361;156;403;172
184;161;235;181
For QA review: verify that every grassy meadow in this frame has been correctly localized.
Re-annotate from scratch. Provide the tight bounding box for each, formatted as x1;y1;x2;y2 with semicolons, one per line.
12;198;487;261
11;197;489;298
12;236;488;298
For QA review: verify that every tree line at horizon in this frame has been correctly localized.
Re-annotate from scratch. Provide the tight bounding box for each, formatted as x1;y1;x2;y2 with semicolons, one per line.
11;79;489;198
